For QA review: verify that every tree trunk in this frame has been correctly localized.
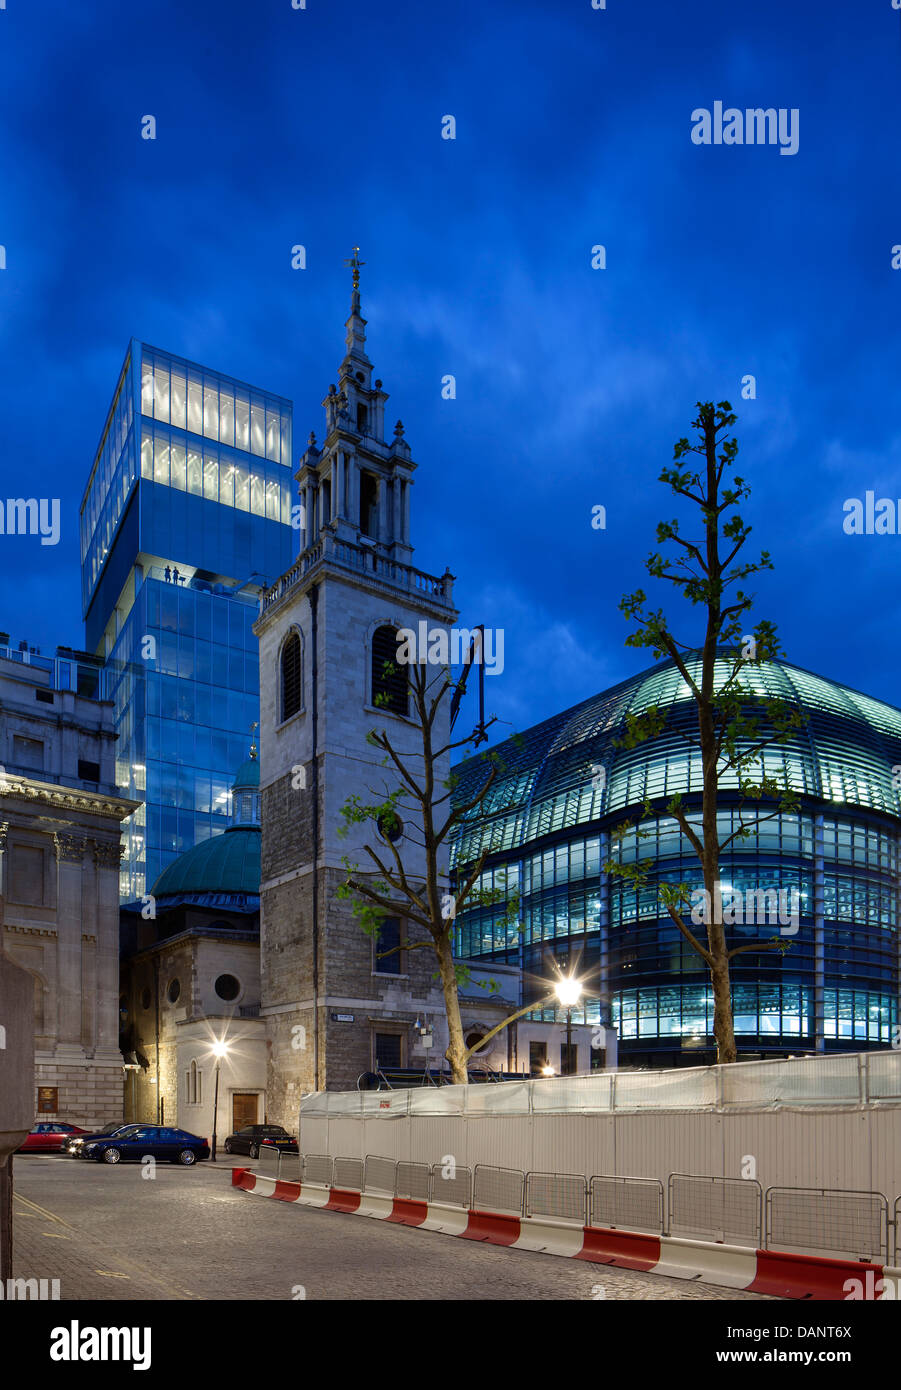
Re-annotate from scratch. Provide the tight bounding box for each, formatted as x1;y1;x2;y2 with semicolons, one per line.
708;923;738;1064
436;934;468;1084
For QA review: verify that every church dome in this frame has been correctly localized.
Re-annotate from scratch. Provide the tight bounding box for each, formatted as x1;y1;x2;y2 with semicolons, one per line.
150;827;260;901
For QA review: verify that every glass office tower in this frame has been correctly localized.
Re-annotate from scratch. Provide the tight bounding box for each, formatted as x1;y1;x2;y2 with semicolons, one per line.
80;340;294;900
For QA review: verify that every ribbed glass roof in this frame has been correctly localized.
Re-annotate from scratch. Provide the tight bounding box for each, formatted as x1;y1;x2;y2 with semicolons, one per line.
451;657;901;865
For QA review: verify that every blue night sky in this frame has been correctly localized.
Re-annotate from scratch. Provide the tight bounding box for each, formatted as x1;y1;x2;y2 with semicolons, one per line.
2;0;901;742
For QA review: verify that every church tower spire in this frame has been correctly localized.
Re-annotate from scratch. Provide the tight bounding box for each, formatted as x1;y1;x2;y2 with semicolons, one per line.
295;248;415;566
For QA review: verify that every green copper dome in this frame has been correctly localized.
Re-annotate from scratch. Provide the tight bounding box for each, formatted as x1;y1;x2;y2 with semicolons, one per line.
150;826;260;900
232;757;260;791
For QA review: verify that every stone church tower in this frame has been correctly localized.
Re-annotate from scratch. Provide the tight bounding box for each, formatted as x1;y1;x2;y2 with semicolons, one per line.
255;254;458;1117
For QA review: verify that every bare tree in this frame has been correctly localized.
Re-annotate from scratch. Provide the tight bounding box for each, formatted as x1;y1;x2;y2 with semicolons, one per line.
611;401;804;1064
337;656;519;1084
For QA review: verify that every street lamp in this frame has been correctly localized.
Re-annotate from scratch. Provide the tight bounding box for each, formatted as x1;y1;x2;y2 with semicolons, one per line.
554;976;583;1076
210;1040;229;1162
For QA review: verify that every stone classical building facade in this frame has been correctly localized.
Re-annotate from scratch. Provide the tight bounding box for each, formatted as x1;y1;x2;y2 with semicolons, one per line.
0;641;138;1126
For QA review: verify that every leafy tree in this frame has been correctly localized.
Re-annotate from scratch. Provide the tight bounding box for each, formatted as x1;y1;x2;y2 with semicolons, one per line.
610;401;804;1063
336;654;519;1084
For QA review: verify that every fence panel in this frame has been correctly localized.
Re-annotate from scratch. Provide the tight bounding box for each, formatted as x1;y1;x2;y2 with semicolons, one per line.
429;1162;472;1208
364;1155;397;1196
396;1161;430;1202
866;1052;901;1102
525;1172;587;1225
333;1157;365;1192
766;1187;888;1261
668;1173;762;1246
472;1164;524;1215
301;1153;333;1186
278;1152;302;1183
257;1145;280;1176
589;1176;664;1234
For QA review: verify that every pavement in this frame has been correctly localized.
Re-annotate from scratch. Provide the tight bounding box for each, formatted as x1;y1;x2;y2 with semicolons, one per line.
11;1153;775;1301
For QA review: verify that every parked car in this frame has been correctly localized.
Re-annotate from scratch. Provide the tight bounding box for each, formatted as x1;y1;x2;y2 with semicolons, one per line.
18;1123;87;1153
82;1125;209;1165
223;1124;298;1158
66;1123;143;1157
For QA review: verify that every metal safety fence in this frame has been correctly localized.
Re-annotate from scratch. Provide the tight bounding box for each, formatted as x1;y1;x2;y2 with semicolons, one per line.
765;1187;889;1262
589;1175;664;1234
668;1173;763;1247
247;1151;901;1262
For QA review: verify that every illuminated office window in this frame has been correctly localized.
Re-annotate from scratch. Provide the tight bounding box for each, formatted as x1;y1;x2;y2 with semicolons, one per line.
187;377;203;435
170;371;187;429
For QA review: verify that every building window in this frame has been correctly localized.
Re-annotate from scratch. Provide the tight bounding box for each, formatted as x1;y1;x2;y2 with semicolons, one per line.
140;987;152;1011
215;973;240;1001
13;734;43;771
465;1030;488;1054
78;758;101;783
529;1041;548;1076
281;632;302;721
167;978;181;1004
360;472;378;536
371;626;408;716
357;403;368;434
35;689;54;705
375;918;402;974
187;1060;202;1104
374;1031;403;1069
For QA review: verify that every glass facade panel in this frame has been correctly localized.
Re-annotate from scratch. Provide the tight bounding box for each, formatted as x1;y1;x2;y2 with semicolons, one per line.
451;653;901;1064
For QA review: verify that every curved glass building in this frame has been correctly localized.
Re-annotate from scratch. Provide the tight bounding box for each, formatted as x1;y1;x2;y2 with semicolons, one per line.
450;657;901;1066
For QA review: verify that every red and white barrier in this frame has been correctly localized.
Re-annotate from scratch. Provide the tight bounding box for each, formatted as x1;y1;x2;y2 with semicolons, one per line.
230;1167;890;1300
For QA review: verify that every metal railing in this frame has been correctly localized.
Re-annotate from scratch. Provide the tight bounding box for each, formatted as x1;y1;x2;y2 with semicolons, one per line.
248;1149;900;1263
589;1175;664;1234
765;1187;889;1262
668;1173;763;1247
525;1171;587;1225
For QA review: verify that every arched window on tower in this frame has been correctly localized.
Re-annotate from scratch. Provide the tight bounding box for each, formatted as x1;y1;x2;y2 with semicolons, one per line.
281;631;302;721
371;625;408;716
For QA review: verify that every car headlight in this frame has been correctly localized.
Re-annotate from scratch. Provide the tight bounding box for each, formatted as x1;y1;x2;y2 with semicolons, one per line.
83;1143;97;1153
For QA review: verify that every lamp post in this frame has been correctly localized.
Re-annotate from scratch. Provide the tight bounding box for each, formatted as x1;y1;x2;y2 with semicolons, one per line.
210;1040;229;1162
554;976;583;1076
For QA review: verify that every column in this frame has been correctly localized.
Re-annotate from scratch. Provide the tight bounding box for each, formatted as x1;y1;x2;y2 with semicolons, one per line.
93;840;125;1057
391;476;401;544
330;457;338;522
337;452;346;519
814;813;825;1052
53;833;87;1053
402;480;411;544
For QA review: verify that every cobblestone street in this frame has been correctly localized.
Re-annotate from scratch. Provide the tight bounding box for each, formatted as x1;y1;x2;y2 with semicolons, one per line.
12;1155;774;1302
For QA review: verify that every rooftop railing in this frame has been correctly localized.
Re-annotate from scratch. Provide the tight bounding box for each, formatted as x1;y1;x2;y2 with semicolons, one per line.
260;533;454;614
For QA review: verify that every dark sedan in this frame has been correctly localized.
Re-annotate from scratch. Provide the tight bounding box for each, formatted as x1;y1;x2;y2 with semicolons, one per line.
82;1125;209;1165
67;1123;143;1157
223;1124;298;1158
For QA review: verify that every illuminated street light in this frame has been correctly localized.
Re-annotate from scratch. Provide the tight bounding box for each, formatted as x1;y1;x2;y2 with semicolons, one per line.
554;976;583;1075
210;1039;230;1162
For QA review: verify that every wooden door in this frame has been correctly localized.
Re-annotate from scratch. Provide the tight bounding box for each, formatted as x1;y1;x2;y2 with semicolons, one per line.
232;1093;258;1130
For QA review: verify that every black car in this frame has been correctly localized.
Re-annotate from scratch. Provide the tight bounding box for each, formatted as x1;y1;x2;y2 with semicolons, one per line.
82;1125;209;1165
223;1124;298;1158
67;1123;143;1157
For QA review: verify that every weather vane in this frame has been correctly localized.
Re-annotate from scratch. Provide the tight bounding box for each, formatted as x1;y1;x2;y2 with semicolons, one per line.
250;720;259;758
344;245;365;291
